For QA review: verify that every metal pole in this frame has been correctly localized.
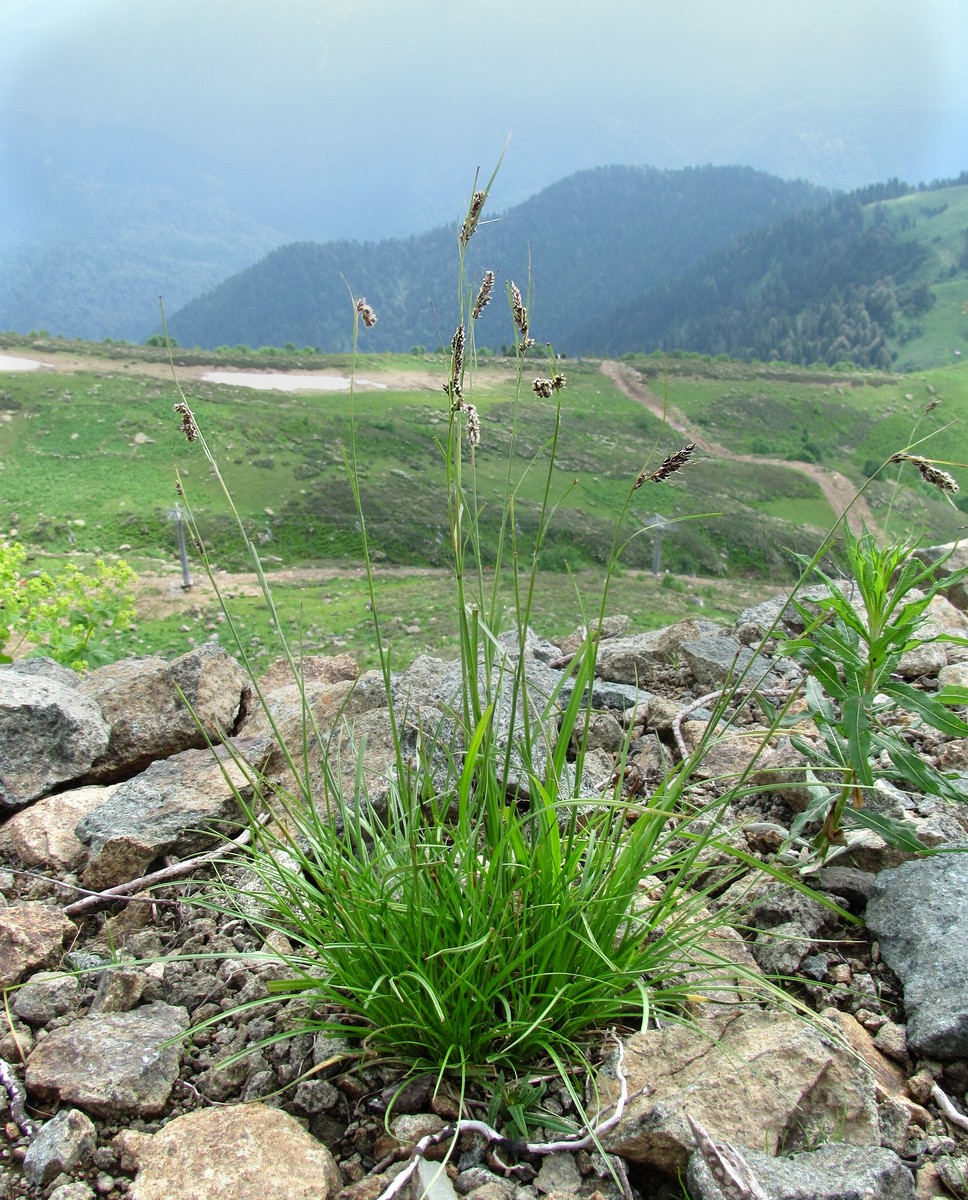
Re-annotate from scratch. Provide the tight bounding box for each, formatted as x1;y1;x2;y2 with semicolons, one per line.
168;503;192;590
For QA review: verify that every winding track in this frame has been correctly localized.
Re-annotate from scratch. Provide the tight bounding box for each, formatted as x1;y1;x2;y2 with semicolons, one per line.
599;360;880;538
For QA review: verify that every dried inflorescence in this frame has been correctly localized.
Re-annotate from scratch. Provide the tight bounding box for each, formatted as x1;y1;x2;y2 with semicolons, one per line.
174;401;199;443
448;325;465;408
460;190;488;248
531;375;566;399
889;452;960;494
355;297;378;328
465;404;481;448
509;282;534;351
472;270;495;319
634;443;696;488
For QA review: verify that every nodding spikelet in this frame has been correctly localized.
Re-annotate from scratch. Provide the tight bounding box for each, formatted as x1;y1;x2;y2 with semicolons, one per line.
465;404;481;448
925;399;941;413
472;270;495;319
531;375;565;399
355;297;377;328
174;401;198;443
509;282;533;349
634;443;696;488
460;191;488;248
889;452;960;494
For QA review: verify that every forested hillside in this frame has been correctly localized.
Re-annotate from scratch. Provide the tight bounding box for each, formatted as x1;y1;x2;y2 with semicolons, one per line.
165;169;968;370
164;166;828;352
572;178;968;369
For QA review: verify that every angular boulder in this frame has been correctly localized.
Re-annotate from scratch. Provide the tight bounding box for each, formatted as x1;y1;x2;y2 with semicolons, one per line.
79;641;249;782
25;1001;189;1118
76;741;260;889
601;1009;878;1174
0;670;110;809
121;1102;342;1200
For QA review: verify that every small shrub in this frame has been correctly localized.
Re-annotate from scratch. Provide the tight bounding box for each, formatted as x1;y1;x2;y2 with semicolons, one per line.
778;526;968;858
0;541;137;670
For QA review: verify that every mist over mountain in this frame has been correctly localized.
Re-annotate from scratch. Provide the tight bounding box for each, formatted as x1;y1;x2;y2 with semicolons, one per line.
1;1;965;344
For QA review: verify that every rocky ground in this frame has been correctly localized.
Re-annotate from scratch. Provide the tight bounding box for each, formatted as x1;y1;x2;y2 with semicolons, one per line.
2;565;968;1200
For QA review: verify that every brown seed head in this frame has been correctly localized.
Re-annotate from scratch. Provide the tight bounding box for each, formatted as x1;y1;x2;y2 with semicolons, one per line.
355;297;378;328
889;453;959;494
460;191;487;248
551;373;565;392
531;378;554;399
634;443;696;488
509;282;530;344
472;270;495;319
174;401;199;443
465;404;481;448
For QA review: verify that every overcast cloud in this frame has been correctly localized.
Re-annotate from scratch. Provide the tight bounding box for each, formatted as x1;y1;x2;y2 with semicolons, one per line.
2;0;967;239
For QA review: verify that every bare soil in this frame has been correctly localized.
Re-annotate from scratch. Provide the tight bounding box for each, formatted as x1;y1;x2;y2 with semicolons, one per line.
599;360;881;537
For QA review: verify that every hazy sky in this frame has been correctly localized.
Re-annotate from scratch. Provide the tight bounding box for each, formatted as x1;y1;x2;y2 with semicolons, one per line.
2;0;968;239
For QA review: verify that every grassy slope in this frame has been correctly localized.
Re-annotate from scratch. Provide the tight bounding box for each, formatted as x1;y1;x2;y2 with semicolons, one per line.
1;341;965;671
871;185;968;371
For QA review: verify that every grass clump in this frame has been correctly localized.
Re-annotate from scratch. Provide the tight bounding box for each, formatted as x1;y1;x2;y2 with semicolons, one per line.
169;173;784;1081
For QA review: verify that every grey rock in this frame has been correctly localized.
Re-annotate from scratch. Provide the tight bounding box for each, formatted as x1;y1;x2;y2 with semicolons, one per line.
557;614;631;656
866;851;968;1057
79;641;249;782
735;584;855;641
680;634;782;688
559;677;649;712
743;882;844;975
936;1156;968;1198
912;541;968;611
686;1141;914;1200
48;1184;96;1200
811;866;877;908
25;1000;189;1118
496;625;563;664
294;1078;339;1113
76;741;258;889
12;970;81;1025
6;656;81;686
414;1156;462;1200
23;1107;96;1187
0;670;110;809
593;619;723;686
534;1152;582;1194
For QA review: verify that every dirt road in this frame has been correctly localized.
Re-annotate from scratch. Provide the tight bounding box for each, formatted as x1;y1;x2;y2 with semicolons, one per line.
600;360;879;537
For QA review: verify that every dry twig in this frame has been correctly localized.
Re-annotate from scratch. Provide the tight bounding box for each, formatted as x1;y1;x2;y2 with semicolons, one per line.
64;814;270;916
932;1083;968;1133
0;1057;36;1138
374;1036;644;1200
